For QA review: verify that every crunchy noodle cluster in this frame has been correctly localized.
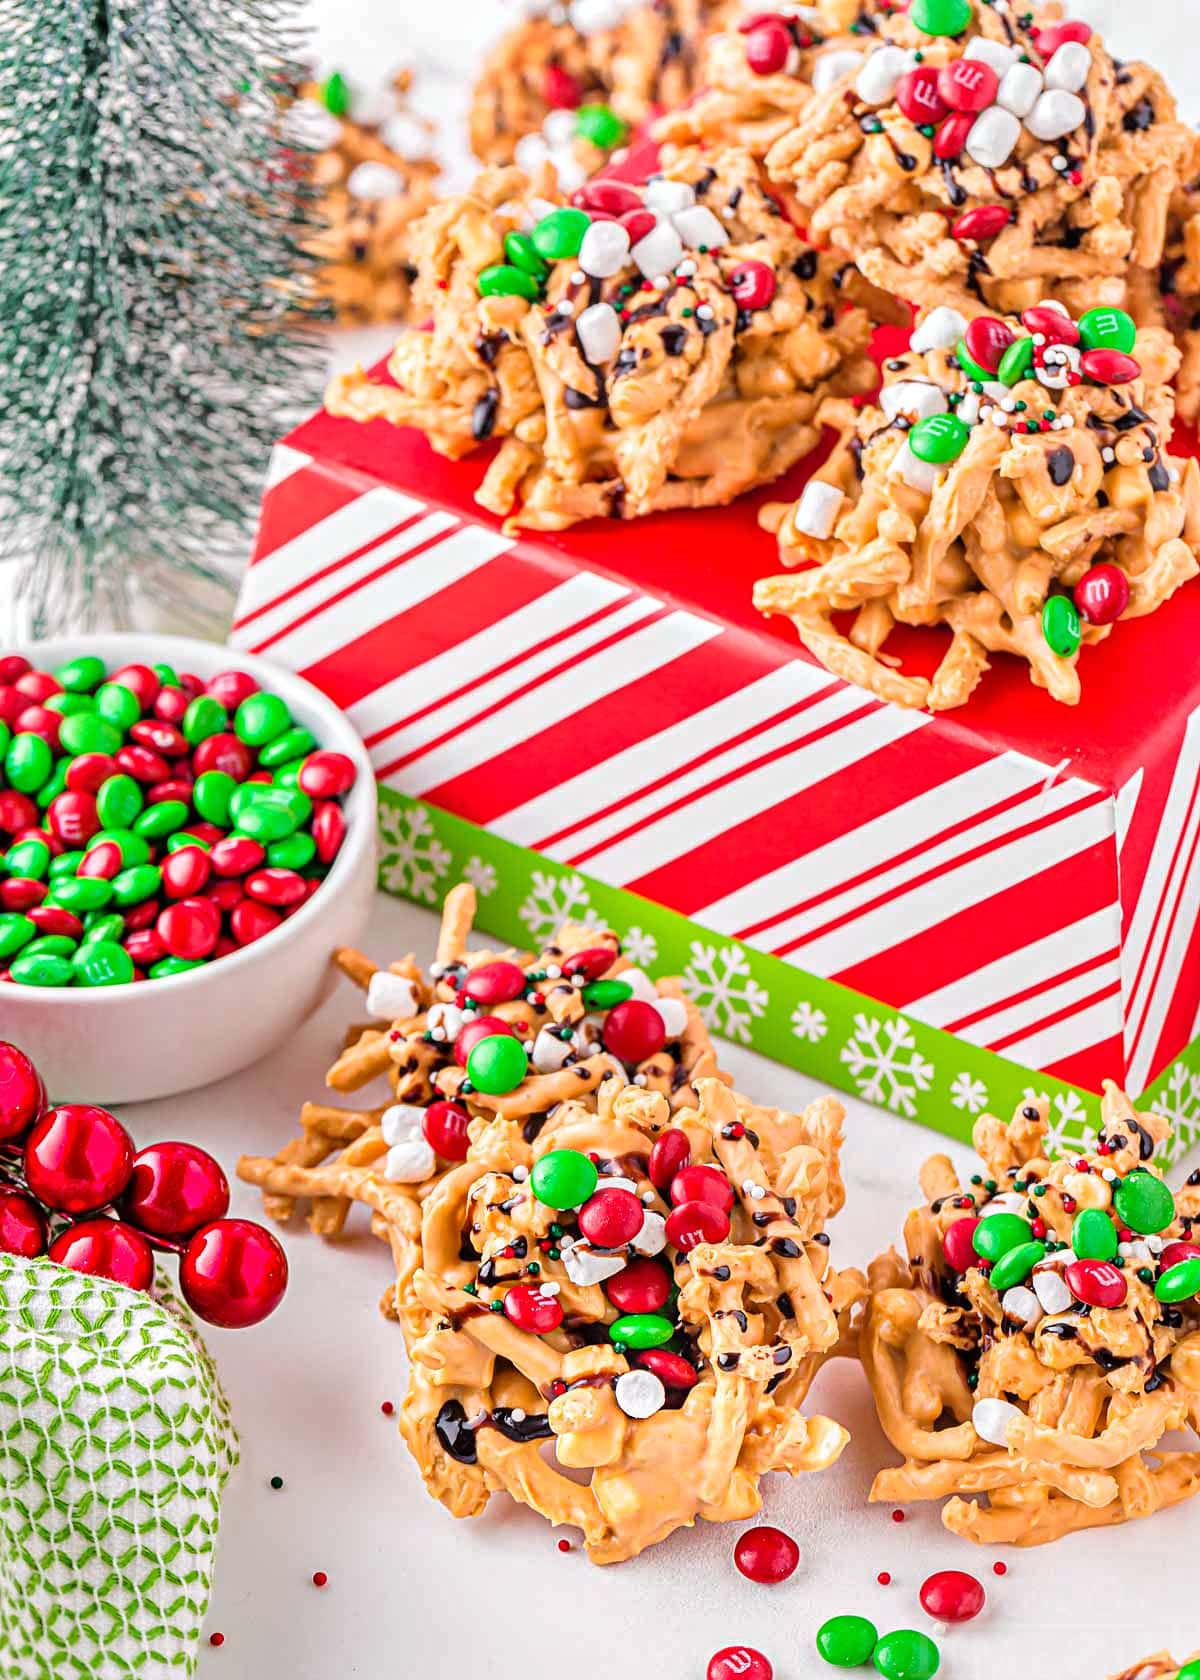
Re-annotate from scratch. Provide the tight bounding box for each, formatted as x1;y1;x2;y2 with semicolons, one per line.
239;884;863;1564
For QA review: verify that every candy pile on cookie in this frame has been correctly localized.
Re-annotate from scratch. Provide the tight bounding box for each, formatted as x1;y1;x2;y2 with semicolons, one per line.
861;1081;1200;1545
1112;1659;1200;1680
240;882;865;1563
0;653;355;985
755;299;1200;708
283;67;441;324
327;146;879;529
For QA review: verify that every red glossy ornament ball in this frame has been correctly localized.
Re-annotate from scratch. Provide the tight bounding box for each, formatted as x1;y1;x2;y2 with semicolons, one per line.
24;1104;135;1213
179;1219;289;1328
49;1219;155;1292
118;1141;230;1238
635;1347;698;1389
919;1568;986;1623
603;1000;666;1064
0;1187;48;1258
665;1199;730;1252
1074;562;1130;626
459;960;526;1007
0;1041;46;1142
670;1162;734;1212
942;1216;981;1272
648;1128;690;1189
422;1100;471;1161
605;1256;672;1314
734;1525;800;1586
503;1283;564;1334
708;1648;773;1680
454;1014;516;1068
745;19;790;75
578;1187;645;1249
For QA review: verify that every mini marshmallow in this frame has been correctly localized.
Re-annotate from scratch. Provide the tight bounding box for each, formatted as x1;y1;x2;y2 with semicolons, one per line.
790;478;845;540
571;0;625;28
811;47;863;94
879;380;948;424
957;392;982;425
963;37;1017;75
652;996;689;1039
1025;89;1086;141
576;301;622;364
1034;1245;1077;1271
579;220;631;279
598;1176;640;1195
514;132;553;172
978;1192;1029;1218
380;1103;425;1145
561;1238;628;1286
426;1001;465;1042
542;107;579;147
631;219;685;279
366;970;421;1020
384;1136;437;1183
854;44;911;107
531;1025;574;1074
614;1369;666;1419
1001;1285;1043;1328
644;178;697;215
965;104;1021;169
996;61;1043;119
890;439;942;496
672;205;727;249
972;1396;1023;1447
632;1209;668;1257
346;161;406;201
282;99;343;150
1032;1269;1073;1314
380;113;431;160
1044;40;1091;94
613;967;659;1003
910;305;967;354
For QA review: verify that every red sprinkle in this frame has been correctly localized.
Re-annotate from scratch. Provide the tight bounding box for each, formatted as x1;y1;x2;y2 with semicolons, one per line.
993;1561;1008;1576
381;1400;395;1415
891;1509;905;1523
877;1571;892;1585
209;1632;225;1648
312;1571;328;1588
557;1539;572;1553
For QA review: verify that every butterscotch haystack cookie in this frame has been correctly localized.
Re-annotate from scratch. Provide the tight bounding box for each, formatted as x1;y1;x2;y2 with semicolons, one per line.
1162;147;1200;428
1112;1659;1200;1680
284;73;440;325
755;299;1200;709
470;0;737;177
861;1081;1200;1546
326;147;879;530
239;883;864;1564
758;2;1192;320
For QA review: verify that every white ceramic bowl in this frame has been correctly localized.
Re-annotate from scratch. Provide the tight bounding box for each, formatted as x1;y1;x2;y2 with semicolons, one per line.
2;634;376;1103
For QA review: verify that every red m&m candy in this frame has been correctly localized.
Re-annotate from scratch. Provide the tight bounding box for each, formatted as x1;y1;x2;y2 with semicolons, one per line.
744;19;791;75
1081;348;1140;385
635;1347;699;1389
729;260;777;312
933;111;974;160
648;1127;691;1189
919;1569;985;1623
454;1015;517;1068
670;1163;734;1212
943;1216;981;1272
605;1257;672;1314
896;65;949;125
951;205;1012;243
734;1525;800;1585
503;1284;564;1334
1065;1257;1127;1308
542;64;583;109
665;1200;730;1251
422;1100;471;1161
1074;562;1130;626
937;58;998;112
964;315;1015;374
603;999;666;1063
708;1648;773;1680
578;1187;645;1248
1022;304;1081;345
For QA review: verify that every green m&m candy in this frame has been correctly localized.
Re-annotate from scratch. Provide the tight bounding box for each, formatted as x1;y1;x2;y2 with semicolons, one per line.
990;1239;1045;1291
235;691;291;747
1176;1664;1200;1680
182;695;227;744
259;726;316;768
1113;1168;1175;1234
96;773;144;829
954;338;993;383
149;956;206;979
532;206;591;262
44;693;93;718
816;1614;878;1667
608;1313;673;1350
268;832;316;870
23;935;77;960
133;799;189;839
1078;306;1136;354
235;791;304;843
111;863;162;906
972;1212;1032;1263
81;912;125;946
1042;593;1081;657
58;711;122;758
997;335;1034;386
55;654;106;692
0;914;36;959
530;1148;599;1210
10;952;74;986
909;413;971;465
1154;1256;1200;1303
575;103;627;150
908;0;971;35
73;939;135;987
319;70;351;116
873;1629;940;1680
477;263;542;301
153;663;180;688
95;681;141;730
89;828;151;867
582;978;633;1009
466;1033;528;1096
35;761;69;809
0;721;9;759
503;231;548;279
1072;1207;1118;1261
49;876;113;913
6;732;53;793
5;837;50;880
50;850;84;879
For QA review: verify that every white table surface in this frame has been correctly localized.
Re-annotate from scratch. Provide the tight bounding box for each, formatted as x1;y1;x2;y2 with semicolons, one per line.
119;890;1196;1680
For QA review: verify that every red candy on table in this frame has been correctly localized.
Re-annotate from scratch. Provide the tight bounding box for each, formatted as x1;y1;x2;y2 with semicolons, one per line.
14;669;60;703
605;1257;672;1314
24;1104;135;1214
502;1283;564;1334
919;1569;986;1623
422;1100;471;1162
943;1216;981;1272
16;704;62;748
49;1218;155;1292
744;19;791;75
937;58;998;113
311;800;346;864
895;65;949;125
116;743;169;784
157;898;222;960
1074;562;1130;625
205;669;259;711
0;790;38;834
603;999;666;1064
728;260;777;312
1034;19;1092;56
619;208;657;247
118;1140;230;1237
161;846;213;899
0;876;47;910
1022;304;1081;345
578;1186;645;1248
230;899;281;946
297;750;357;799
665;1199;730;1251
454;1014;516;1068
191;731;253;780
635;1347;699;1389
1065;1257;1128;1308
708;1648;773;1680
210;835;266;877
178;1218;289;1328
65;751;117;793
0;1187;48;1258
951;205;1012;243
28;906;84;941
964;315;1014;374
734;1525;800;1585
79;840;123;880
459;960;526;1006
670;1162;734;1212
648;1127;691;1189
933;110;974;160
109;664;159;708
1081;348;1140;384
572;179;642;218
244;867;306;908
561;945;617;982
0;1041;45;1142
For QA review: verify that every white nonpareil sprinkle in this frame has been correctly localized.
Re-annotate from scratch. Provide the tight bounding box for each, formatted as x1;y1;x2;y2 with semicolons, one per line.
384;1136;437;1183
632;1072;648;1087
879;380;948;424
854;44;911;107
1101;1166;1119;1182
513;1165;530;1182
972;1396;1023;1447
791;478;845;540
539;1281;561;1297
1044;40;1091;94
380;1103;425;1145
366;970;420;1020
748;1185;767;1202
1051;153;1069;172
509;1407;527;1423
996;61;1043;119
633;1209;668;1257
645;178;696;215
1025;89;1086;141
579;220;631;279
652;996;689;1039
545;965;562;979
810;47;863;95
631;220;685;280
673;206;727;250
347;161;406;201
1001;1285;1043;1328
910;305;967;354
1032;1269;1073;1314
965;105;1021;169
576;301;622;364
615;1369;667;1419
696;303;715;321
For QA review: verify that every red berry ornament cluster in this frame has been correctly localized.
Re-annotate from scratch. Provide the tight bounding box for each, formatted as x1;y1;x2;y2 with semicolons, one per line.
0;1040;287;1326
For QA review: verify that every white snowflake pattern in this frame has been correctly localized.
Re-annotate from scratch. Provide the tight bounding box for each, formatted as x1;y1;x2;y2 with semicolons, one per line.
949;1072;989;1115
840;1014;935;1118
1154;1060;1200;1160
377;803;452;905
682;942;769;1044
790;1001;828;1044
621;925;659;968
518;870;600;942
1026;1086;1097;1158
463;856;498;898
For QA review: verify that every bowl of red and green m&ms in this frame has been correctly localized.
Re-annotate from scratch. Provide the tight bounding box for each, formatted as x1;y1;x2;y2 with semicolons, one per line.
0;635;376;1103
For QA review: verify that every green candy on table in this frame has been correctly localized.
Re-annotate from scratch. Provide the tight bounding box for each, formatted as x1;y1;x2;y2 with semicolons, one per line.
582;978;632;1009
908;414;970;465
816;1615;879;1668
608;1313;673;1350
110;863;163;906
989;1239;1045;1291
1072;1207;1118;1260
132;799;189;839
997;336;1034;386
466;1034;528;1095
268;832;316;870
235;800;297;844
153;662;181;688
532;207;591;262
5;837;51;880
1177;1663;1200;1680
9;952;74;987
530;1148;598;1210
908;0;971;35
873;1629;939;1680
96;773;144;829
55;654;107;692
193;769;237;825
0;915;36;959
35;762;69;809
235;691;291;747
954;339;992;384
50;851;85;880
1042;593;1080;657
6;733;53;793
1155;1257;1200;1303
44;692;93;717
972;1212;1031;1262
182;695;227;744
575;103;627;149
23;935;77;961
48;876;113;913
80;912;125;946
503;231;547;279
320;70;351;116
1078;306;1136;354
94;681;140;730
58;711;122;758
477;263;542;302
258;726;315;767
1113;1169;1175;1234
74;940;135;987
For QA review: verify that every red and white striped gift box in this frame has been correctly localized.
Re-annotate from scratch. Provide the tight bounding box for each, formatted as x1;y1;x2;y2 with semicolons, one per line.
231;378;1200;1142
